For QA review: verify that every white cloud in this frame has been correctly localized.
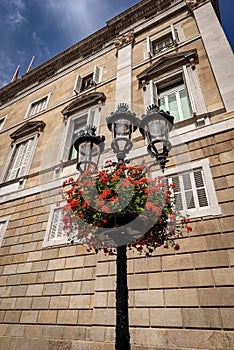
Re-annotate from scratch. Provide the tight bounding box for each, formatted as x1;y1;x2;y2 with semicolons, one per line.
32;31;50;63
0;0;27;29
45;0;112;42
0;54;15;88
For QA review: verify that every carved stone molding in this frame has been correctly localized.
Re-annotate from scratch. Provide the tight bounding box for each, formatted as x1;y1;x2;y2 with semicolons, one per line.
114;31;135;49
62;92;106;118
137;49;198;83
10;121;46;141
185;0;207;10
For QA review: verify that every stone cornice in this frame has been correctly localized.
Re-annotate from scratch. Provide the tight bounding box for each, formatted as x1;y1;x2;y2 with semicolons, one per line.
0;0;220;106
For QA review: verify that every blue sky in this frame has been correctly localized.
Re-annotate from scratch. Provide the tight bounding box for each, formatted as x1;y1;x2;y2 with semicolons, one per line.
0;0;233;88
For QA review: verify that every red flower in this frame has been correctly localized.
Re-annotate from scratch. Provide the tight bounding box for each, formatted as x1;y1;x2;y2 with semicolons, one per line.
67;188;74;196
70;199;79;209
100;189;111;199
100;175;110;183
109;196;118;202
96;200;105;207
111;175;119;182
185;225;192;232
174;243;180;250
101;205;111;213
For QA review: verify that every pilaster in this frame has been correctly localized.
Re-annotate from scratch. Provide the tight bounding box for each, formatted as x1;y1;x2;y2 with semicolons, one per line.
114;31;134;107
187;0;234;112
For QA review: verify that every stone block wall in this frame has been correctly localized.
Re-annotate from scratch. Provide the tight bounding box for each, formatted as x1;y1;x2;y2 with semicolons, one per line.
0;124;233;350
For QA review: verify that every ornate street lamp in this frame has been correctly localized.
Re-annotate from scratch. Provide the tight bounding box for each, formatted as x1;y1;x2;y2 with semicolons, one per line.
139;105;174;171
74;125;105;173
73;104;174;350
106;103;138;164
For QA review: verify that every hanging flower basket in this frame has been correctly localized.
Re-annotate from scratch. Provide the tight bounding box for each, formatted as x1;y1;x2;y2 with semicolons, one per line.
62;163;192;256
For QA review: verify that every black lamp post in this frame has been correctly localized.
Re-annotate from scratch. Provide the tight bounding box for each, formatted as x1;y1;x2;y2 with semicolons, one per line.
74;104;174;350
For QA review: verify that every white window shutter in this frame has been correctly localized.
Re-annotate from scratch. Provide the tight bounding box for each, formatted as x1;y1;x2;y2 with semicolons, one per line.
6;143;26;181
149;81;158;106
193;169;209;207
89;108;101;129
61;120;74;161
185;65;207;116
182;65;197;114
0;218;9;247
170;24;178;43
146;37;153;57
93;65;100;84
74;75;82;94
50;208;64;240
173;24;184;42
18;138;35;177
0;221;6;243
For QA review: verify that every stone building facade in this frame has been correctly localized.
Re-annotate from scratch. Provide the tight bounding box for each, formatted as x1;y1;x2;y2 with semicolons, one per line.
0;0;233;349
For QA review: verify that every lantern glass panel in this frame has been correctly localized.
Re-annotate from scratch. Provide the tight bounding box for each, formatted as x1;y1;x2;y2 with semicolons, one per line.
77;141;100;172
114;119;131;139
114;138;128;152
79;141;99;162
147;118;169;143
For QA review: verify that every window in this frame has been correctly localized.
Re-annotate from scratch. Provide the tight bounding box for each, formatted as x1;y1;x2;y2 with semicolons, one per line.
74;66;102;94
4;137;36;182
60;92;106;166
152;34;174;55
168;168;208;211
146;24;179;58
62;109;97;162
0;217;10;247
138;50;208;123
157;79;192;123
159;159;221;218
26;94;50;118
0;121;45;192
43;204;67;247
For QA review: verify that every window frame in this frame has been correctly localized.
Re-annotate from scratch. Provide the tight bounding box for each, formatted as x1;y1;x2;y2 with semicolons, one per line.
0;216;10;248
43;203;67;248
25;93;51;119
157;76;193;123
146;24;179;58
152;159;221;218
145;65;207;125
0;121;45;194
0;134;38;185
74;65;102;95
58;105;101;164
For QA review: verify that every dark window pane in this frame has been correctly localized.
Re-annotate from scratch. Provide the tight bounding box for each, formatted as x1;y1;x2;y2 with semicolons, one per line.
197;188;208;207
183;173;192;190
185;190;195;209
194;169;204;188
174;193;183;210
